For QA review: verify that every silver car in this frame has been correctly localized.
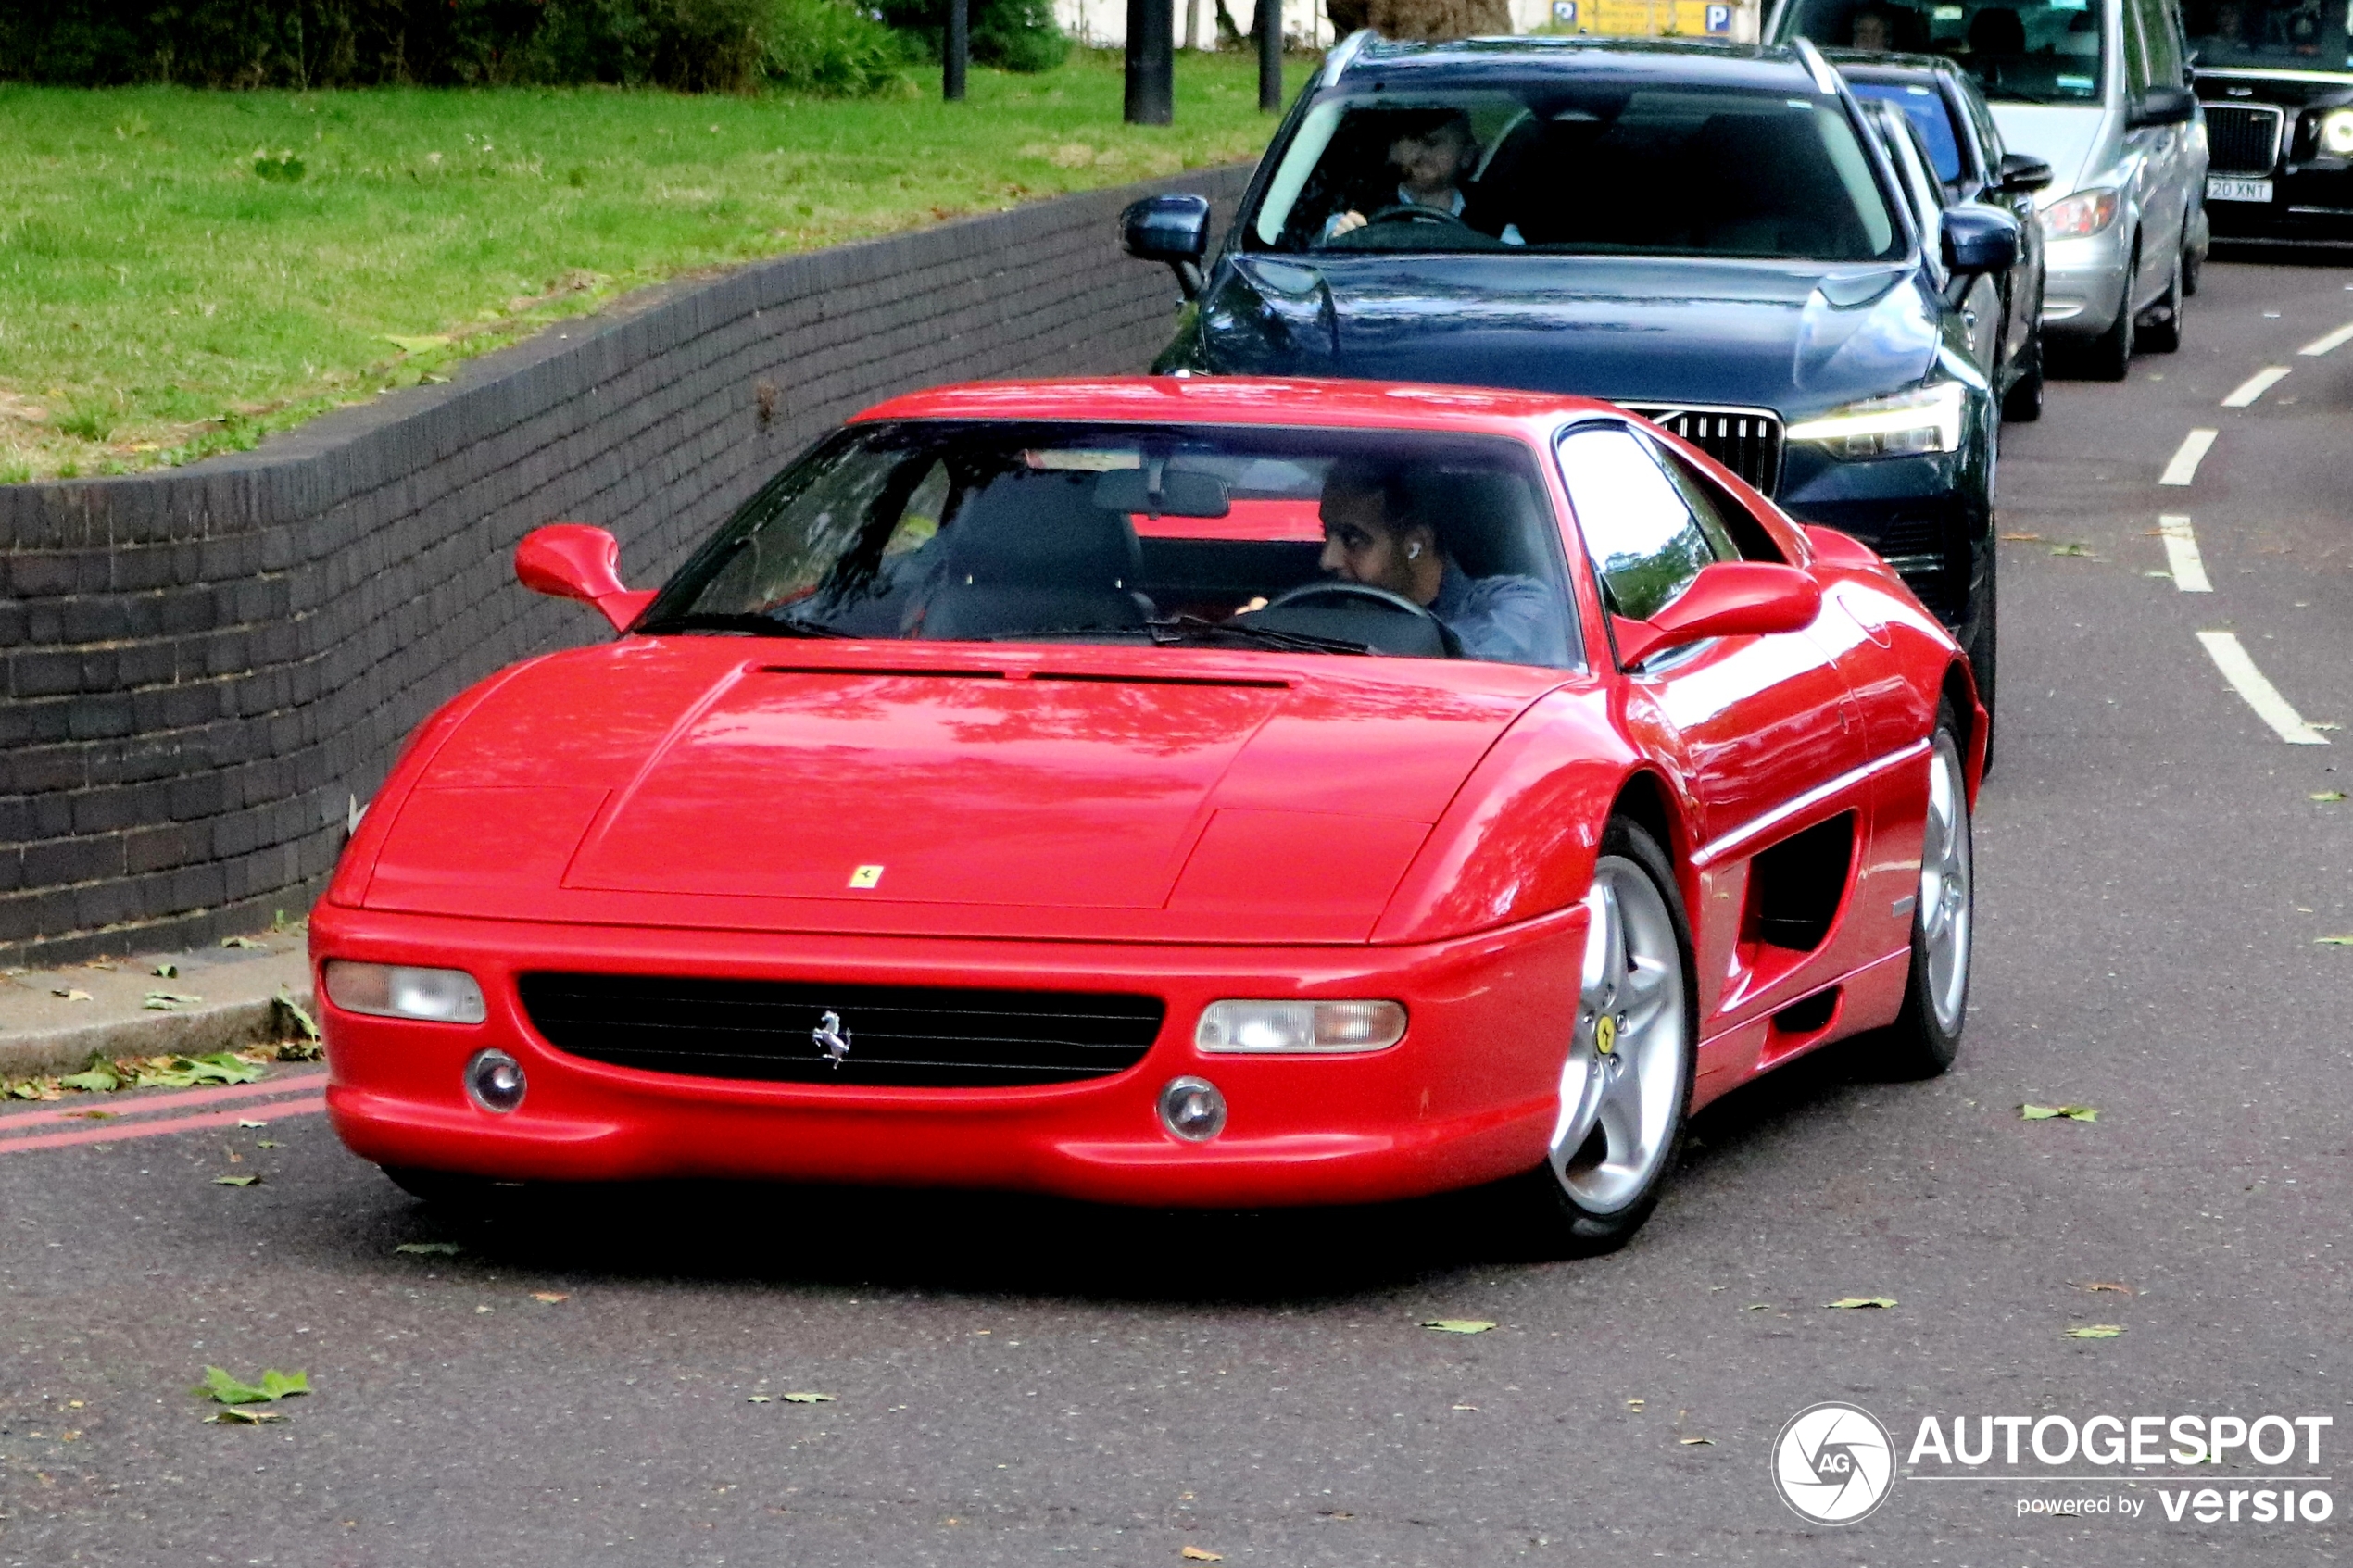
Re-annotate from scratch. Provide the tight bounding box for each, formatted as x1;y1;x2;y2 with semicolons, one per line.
1772;0;2210;379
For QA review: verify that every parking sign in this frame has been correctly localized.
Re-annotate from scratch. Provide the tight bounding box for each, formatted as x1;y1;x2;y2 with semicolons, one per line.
1705;2;1733;30
1553;0;1578;20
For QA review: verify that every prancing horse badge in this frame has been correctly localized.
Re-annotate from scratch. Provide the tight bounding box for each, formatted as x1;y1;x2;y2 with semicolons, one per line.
813;1010;851;1068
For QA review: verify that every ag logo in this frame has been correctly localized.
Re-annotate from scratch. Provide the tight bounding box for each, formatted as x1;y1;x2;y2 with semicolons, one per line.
1772;1402;1894;1524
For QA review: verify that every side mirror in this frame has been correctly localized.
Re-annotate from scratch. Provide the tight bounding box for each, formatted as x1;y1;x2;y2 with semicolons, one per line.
1122;194;1212;299
1614;561;1823;668
2128;84;2197;129
1941;205;2021;275
516;523;656;633
1995;151;2053;194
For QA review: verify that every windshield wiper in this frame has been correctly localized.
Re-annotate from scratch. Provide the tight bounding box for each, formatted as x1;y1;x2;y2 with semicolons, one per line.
644;611;854;638
1150;616;1372;655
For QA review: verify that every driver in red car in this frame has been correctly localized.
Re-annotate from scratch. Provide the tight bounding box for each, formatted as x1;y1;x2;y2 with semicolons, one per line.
1315;458;1555;664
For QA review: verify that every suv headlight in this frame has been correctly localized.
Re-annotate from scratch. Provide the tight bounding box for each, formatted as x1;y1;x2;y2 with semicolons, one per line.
2039;187;2120;239
1784;381;1968;460
2321;108;2353;157
1195;999;1407;1054
323;961;486;1023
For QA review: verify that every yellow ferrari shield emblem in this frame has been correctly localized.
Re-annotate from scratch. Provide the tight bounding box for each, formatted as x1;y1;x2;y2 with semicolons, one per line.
1594;1013;1617;1057
848;864;884;890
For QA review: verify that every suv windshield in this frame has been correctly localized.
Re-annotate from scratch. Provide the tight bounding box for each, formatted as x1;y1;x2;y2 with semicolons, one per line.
1784;0;2109;103
1246;82;1901;260
641;422;1579;668
2184;0;2353;68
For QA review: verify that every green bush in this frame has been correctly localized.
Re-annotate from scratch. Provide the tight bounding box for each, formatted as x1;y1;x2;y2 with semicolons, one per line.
0;0;910;94
873;0;1070;73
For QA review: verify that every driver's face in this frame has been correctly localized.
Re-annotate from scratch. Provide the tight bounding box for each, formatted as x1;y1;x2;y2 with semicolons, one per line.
1390;131;1473;198
1319;487;1418;596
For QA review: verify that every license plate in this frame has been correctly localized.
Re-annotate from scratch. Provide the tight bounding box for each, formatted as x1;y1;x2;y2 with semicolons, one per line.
2208;175;2275;203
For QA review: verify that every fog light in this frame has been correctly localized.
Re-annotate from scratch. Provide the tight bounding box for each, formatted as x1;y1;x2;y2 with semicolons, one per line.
465;1049;526;1114
1157;1075;1227;1142
2324;108;2353;157
324;960;485;1023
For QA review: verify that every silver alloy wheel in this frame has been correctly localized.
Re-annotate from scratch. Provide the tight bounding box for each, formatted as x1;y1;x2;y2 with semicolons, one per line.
1919;733;1973;1035
1548;857;1688;1215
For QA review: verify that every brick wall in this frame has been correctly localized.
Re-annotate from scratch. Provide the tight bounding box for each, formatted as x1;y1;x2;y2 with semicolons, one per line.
0;166;1252;965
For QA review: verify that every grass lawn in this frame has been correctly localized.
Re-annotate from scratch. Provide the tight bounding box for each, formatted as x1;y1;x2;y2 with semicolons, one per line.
0;51;1302;483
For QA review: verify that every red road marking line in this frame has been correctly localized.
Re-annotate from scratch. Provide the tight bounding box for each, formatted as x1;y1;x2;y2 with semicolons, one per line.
0;1093;327;1155
0;1071;329;1134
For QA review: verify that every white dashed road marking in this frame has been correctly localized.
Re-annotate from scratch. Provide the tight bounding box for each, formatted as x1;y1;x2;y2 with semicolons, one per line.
2197;632;2331;746
2221;366;2292;407
2296;320;2353;357
2160;429;2218;486
2158;515;2212;592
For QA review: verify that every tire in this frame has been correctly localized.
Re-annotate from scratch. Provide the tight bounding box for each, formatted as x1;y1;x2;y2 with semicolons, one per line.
2000;323;2044;422
2183;234;2204;296
382;1165;501;1206
1964;546;1997;773
1865;705;1974;1080
2139;248;2185;354
1508;817;1698;1256
2082;242;2137;381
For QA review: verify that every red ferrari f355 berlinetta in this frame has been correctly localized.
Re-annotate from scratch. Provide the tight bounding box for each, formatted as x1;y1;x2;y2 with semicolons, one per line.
314;377;1982;1253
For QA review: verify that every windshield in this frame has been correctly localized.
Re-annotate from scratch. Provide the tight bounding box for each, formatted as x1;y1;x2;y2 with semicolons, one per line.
1246;82;1901;261
2185;0;2353;68
1848;79;1967;182
641;422;1579;669
1785;0;2109;103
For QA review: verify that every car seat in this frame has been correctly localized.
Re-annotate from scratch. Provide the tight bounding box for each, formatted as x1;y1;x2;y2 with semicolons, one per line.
919;471;1149;641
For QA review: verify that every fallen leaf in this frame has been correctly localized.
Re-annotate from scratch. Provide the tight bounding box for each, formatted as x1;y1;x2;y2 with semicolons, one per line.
2312;722;2344;733
2066;1324;2126;1339
1826;1298;1897;1310
213;1175;258;1186
384;333;452;354
144;991;204;1009
782;1392;836;1404
475;1305;493;1314
274;985;321;1048
2311;791;2347;802
2316;936;2353;947
1180;1549;1223;1562
205;1406;284;1424
2022;1104;2098;1121
1626;1398;1645;1410
1743;1303;1772;1311
154;962;179;978
220;935;268;950
2074;1281;2133;1295
532;1292;569;1304
196;1367;308;1405
1680;1436;1715;1446
236;1119;266;1129
57;1067;120;1093
1452;1403;1479;1411
1999;531;2045;542
747;1395;774;1403
256;1140;282;1148
53;988;93;1002
1420;1319;1495;1335
2050;542;2094;557
395;1242;461;1256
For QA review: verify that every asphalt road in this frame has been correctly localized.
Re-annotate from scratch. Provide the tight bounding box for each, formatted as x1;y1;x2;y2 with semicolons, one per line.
5;257;2352;1567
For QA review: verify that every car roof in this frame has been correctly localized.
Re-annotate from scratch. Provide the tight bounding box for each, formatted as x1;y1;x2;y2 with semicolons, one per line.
1325;34;1821;94
852;377;1624;438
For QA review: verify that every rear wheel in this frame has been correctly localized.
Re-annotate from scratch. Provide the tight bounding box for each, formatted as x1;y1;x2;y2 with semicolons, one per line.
2140;248;2185;354
1511;818;1696;1255
1867;708;1973;1079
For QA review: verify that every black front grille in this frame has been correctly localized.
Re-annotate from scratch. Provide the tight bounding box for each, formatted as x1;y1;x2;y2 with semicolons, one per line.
519;972;1165;1088
1847;515;1945;563
2206;104;2284;174
1619;404;1786;496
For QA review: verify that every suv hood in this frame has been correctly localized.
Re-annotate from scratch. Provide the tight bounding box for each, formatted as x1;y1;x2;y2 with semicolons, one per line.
354;641;1566;944
1987;103;2115;197
1197;254;1939;418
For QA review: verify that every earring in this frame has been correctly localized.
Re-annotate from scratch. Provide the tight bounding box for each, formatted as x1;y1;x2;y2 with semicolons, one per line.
1407;543;1422;559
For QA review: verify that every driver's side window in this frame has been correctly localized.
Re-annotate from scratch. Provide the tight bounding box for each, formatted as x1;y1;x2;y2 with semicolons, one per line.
1557;425;1734;621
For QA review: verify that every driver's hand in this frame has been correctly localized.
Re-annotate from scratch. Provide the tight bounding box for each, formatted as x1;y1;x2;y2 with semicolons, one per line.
1328;209;1368;236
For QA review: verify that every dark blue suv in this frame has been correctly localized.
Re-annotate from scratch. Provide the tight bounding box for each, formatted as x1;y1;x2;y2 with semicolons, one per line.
1125;33;2020;716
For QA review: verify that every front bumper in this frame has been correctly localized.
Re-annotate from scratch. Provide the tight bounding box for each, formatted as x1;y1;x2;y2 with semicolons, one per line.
2207;162;2353;240
312;904;1586;1208
1774;442;1994;633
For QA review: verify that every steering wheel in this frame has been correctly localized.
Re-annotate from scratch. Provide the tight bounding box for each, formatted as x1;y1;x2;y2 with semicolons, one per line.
1263;582;1463;657
1362;203;1479;235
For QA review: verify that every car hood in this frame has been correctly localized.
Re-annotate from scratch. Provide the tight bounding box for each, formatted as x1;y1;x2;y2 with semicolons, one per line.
355;641;1567;944
1197;254;1940;419
1987;103;2114;197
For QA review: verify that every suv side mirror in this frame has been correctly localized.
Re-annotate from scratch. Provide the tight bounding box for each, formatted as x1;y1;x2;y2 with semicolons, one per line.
516;523;656;632
1995;152;2053;194
1613;562;1823;668
2128;84;2197;129
1122;194;1212;298
1941;205;2021;274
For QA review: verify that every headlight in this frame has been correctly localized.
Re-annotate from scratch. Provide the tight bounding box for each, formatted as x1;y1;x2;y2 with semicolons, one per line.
2321;109;2353;157
2038;187;2120;239
1784;381;1968;460
1195;999;1407;1054
323;961;486;1023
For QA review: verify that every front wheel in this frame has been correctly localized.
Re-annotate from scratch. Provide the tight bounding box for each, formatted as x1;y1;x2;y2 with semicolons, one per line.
1866;707;1974;1079
1510;818;1697;1255
2001;324;2044;422
2081;245;2137;381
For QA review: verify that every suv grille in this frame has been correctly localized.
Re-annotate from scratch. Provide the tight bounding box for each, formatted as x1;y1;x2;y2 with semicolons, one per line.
518;972;1165;1088
1619;403;1785;495
2205;104;2284;174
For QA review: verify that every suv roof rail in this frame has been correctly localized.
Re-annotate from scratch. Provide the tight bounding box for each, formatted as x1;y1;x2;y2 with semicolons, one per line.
1792;35;1844;94
1323;28;1378;87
